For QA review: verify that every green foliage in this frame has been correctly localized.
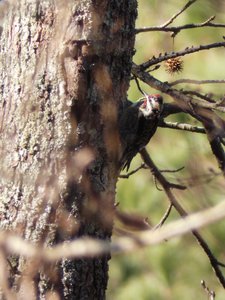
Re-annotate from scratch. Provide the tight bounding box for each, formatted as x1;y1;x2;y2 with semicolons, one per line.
108;1;225;299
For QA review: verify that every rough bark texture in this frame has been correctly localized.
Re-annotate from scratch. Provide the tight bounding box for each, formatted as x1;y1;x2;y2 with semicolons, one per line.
0;0;137;299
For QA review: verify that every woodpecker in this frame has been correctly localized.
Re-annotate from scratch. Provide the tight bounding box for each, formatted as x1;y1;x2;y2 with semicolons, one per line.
119;94;163;171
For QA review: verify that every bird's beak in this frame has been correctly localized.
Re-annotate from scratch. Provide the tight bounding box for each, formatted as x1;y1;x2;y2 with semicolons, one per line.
143;92;148;99
142;92;149;105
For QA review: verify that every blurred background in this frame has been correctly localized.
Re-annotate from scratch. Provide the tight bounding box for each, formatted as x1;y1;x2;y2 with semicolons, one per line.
107;0;225;299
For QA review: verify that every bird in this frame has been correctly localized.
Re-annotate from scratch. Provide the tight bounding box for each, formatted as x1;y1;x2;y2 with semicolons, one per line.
119;93;163;171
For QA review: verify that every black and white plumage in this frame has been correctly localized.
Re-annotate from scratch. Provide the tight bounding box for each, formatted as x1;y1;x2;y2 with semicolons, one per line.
119;94;163;170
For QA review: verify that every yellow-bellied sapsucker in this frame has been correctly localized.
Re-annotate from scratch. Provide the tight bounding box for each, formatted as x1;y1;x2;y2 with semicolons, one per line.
119;94;163;170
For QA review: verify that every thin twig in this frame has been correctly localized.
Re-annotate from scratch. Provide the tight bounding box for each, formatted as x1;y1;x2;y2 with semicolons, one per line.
160;0;197;28
182;91;216;103
146;65;161;73
176;170;222;187
136;152;187;190
170;79;225;86
153;166;184;191
140;41;225;70
0;205;224;255
119;163;146;178
154;204;173;229
201;280;216;300
0;200;225;270
133;76;145;95
159;120;206;133
217;261;225;268
154;175;163;191
160;166;185;173
136;16;225;36
140;148;225;288
189;100;225;113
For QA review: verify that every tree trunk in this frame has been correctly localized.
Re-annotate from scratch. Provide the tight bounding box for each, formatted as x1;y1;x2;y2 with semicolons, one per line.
0;1;137;299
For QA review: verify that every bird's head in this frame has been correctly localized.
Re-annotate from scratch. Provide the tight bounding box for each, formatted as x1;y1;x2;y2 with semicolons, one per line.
139;94;163;119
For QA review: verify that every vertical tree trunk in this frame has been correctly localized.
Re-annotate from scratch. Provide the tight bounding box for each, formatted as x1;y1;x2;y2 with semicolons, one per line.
0;0;137;299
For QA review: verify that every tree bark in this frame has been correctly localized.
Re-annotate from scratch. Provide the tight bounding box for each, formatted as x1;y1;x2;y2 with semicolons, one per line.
0;0;137;299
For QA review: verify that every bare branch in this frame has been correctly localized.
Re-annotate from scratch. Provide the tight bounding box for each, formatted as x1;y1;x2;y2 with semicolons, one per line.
182;90;216;103
159;120;206;133
201;280;216;300
140;41;225;70
170;78;225;86
186;98;225;112
160;0;198;28
136;16;225;36
217;261;225;268
154;204;173;229
139;149;187;192
140;148;225;288
1;199;225;263
160;166;185;173
146;64;161;73
133;75;145;95
119;163;147;178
